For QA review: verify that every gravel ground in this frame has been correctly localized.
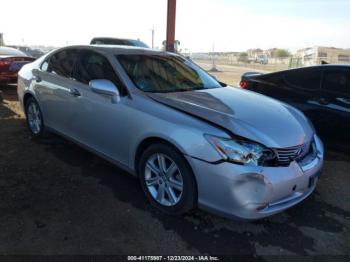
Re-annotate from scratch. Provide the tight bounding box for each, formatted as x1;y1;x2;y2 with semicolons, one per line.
0;83;350;257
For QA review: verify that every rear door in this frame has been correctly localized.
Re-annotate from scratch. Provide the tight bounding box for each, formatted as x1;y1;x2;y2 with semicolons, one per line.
319;68;350;149
33;48;80;134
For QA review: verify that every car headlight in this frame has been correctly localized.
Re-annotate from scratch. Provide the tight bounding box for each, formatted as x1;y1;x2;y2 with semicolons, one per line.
205;134;271;166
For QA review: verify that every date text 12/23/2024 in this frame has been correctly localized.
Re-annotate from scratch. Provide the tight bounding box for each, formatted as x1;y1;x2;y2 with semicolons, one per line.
127;256;220;261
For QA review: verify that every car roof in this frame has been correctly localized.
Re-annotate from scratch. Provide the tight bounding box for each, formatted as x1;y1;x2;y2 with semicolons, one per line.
251;64;350;79
276;64;350;73
91;37;142;42
0;46;27;56
55;45;173;56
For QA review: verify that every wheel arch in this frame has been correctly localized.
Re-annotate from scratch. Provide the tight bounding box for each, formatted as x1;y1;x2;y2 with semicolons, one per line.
134;136;185;172
134;136;199;206
23;92;35;112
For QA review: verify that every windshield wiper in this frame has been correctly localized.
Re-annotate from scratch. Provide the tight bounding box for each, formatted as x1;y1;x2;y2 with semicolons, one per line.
172;87;205;92
145;87;207;93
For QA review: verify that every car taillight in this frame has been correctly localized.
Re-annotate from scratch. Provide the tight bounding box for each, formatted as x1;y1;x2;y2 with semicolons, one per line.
0;59;11;67
239;80;250;89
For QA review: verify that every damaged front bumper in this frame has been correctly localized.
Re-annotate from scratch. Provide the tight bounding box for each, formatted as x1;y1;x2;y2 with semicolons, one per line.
186;135;324;220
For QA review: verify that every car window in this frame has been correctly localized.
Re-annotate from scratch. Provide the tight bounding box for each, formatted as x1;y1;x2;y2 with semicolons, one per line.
323;70;350;94
74;50;126;95
41;60;49;71
47;49;79;78
284;69;321;90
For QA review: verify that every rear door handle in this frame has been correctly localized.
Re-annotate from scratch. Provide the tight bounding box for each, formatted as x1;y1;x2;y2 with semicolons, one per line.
69;88;81;97
312;97;329;105
317;98;329;105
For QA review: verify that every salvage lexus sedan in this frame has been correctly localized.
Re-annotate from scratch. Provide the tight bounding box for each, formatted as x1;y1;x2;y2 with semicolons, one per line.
17;45;324;220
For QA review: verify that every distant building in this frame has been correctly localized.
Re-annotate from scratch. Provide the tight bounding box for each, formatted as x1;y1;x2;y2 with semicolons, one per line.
296;46;350;65
265;48;278;58
247;48;264;59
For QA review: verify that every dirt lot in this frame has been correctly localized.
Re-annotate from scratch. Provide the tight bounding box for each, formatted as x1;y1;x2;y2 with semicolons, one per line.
1;82;350;257
195;61;271;86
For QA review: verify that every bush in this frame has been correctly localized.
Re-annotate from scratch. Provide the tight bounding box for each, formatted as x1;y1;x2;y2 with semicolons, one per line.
272;49;291;58
238;52;249;62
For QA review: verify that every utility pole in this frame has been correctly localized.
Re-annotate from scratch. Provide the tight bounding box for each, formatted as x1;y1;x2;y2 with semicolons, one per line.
151;26;155;49
166;0;176;52
209;42;219;72
0;33;4;46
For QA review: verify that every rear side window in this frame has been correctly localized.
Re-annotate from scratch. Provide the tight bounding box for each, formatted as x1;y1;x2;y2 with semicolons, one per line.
258;72;283;84
48;49;79;78
74;50;126;95
284;69;321;90
323;70;350;94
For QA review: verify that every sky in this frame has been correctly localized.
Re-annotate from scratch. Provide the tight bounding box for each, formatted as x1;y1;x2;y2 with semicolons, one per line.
1;0;349;52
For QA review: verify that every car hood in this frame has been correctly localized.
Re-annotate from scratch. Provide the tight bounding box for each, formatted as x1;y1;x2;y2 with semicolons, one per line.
147;87;313;148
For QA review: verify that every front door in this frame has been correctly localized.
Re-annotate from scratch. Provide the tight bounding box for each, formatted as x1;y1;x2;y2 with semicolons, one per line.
67;50;131;166
319;69;350;150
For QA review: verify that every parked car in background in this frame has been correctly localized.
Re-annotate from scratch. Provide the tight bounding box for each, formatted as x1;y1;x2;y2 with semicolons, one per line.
18;45;323;220
0;47;35;84
255;55;268;64
240;65;350;151
8;46;45;59
90;37;149;48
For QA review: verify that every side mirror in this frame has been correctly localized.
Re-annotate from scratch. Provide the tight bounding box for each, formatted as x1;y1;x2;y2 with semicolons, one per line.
89;79;120;103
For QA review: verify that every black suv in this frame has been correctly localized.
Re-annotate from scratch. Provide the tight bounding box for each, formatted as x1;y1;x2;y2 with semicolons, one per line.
240;65;350;151
90;37;149;48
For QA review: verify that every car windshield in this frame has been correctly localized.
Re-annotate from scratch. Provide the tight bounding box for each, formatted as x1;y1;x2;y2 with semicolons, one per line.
116;54;222;93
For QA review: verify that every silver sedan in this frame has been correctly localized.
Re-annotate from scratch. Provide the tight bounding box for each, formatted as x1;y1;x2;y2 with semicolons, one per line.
17;45;324;220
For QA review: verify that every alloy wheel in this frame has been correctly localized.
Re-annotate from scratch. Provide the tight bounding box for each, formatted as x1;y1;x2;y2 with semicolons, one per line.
144;153;183;206
27;101;42;134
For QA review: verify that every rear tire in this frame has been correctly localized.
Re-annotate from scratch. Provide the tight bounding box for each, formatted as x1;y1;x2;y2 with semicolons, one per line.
25;97;47;138
138;143;197;215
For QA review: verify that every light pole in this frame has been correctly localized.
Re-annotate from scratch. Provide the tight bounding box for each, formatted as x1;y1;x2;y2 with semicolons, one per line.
209;42;219;72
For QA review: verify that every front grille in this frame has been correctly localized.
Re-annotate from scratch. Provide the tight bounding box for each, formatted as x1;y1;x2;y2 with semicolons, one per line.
273;142;311;166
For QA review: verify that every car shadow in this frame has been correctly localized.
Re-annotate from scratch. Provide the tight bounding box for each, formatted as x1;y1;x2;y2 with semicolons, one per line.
0;100;18;119
38;133;350;255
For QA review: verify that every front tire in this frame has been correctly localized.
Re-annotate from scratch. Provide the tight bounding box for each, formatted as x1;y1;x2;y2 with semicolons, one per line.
25;97;46;138
138;143;197;215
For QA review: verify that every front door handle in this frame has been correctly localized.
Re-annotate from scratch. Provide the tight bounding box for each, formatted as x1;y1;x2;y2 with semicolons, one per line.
313;97;329;105
69;88;81;97
318;98;329;105
33;75;42;83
